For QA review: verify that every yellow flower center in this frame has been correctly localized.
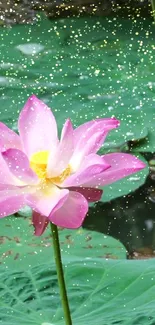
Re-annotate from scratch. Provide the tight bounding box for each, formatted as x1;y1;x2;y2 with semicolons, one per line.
30;151;49;179
30;150;71;184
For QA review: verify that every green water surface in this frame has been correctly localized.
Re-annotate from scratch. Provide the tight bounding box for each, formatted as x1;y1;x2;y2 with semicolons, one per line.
0;14;154;151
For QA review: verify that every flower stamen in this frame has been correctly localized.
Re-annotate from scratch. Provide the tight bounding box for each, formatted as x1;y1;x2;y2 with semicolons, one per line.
30;151;71;184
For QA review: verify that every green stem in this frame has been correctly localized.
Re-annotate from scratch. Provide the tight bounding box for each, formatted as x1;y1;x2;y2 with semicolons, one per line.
50;223;72;325
151;0;155;21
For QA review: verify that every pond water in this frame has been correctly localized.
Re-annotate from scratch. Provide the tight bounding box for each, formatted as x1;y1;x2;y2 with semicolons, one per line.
0;14;155;255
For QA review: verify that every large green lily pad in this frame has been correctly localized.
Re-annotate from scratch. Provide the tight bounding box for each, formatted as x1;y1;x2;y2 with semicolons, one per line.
1;258;155;325
1;211;155;325
0;216;126;270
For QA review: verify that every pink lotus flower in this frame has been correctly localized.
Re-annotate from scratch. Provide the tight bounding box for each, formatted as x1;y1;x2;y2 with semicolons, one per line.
0;95;146;235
